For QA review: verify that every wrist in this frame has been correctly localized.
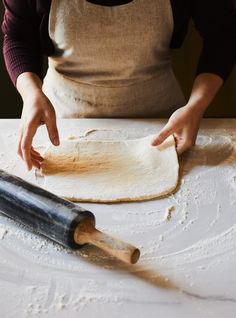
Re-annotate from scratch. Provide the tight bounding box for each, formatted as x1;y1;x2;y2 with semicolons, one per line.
185;98;209;115
185;73;223;115
16;72;43;101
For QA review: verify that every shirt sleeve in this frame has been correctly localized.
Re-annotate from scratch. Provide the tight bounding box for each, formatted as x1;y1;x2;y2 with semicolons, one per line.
191;0;236;81
1;0;44;85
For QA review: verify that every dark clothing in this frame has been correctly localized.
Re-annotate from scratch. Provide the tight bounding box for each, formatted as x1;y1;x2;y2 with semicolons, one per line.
2;0;236;85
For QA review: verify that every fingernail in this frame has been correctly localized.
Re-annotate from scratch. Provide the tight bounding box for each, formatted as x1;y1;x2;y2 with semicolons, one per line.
151;138;159;146
26;164;32;171
151;140;157;146
53;137;59;146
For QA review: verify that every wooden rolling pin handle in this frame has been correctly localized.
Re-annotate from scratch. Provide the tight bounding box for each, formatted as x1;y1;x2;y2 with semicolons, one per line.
74;220;140;264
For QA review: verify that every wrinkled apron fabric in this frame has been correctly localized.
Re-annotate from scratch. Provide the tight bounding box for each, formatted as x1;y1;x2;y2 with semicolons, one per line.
43;0;185;118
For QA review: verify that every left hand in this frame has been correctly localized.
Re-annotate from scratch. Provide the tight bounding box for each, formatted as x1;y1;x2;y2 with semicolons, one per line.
151;105;205;154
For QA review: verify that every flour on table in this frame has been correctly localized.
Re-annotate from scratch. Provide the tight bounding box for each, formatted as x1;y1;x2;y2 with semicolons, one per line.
1;126;236;316
40;134;179;202
164;205;175;221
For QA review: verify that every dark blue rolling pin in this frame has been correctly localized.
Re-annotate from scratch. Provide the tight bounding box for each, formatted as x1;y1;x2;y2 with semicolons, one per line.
0;170;140;264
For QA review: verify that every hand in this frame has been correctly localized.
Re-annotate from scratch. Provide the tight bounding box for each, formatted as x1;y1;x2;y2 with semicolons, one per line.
151;105;204;154
18;91;60;171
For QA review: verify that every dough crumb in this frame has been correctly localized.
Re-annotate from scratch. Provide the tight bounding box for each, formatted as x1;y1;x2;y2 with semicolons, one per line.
83;128;99;137
165;205;175;221
231;175;236;189
0;228;8;240
82;128;114;138
67;135;77;140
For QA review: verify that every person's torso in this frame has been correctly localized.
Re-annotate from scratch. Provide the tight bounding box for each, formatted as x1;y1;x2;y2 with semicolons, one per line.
49;0;173;87
43;0;185;118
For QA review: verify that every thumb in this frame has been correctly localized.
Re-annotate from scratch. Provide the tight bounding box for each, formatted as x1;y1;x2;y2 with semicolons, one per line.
151;122;176;146
45;112;60;146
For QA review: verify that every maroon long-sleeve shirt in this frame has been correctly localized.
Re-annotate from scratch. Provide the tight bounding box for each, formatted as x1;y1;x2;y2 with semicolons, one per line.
2;0;236;85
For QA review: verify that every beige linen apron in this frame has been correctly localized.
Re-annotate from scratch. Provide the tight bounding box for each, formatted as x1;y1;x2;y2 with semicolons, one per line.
43;0;185;118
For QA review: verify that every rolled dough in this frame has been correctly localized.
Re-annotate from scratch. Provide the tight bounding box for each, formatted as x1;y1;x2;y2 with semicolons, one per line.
40;134;179;202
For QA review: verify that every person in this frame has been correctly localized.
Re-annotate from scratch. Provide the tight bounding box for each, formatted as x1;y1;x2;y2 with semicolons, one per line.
2;0;236;171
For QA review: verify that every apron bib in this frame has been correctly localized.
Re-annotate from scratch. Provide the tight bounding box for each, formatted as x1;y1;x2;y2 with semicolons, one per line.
43;0;185;118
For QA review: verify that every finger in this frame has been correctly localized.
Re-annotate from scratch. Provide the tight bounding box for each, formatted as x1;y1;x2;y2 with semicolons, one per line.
45;112;60;146
17;128;23;159
173;131;183;147
31;152;44;162
21;125;37;170
31;155;44;162
31;148;44;161
31;147;41;155
31;146;44;158
17;124;23;159
175;136;195;155
176;143;190;155
31;147;43;168
151;122;176;146
31;158;42;170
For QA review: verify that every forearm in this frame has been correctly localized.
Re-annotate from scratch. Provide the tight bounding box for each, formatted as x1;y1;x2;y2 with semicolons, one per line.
3;35;44;86
186;73;223;113
192;0;236;82
16;72;43;101
2;0;44;85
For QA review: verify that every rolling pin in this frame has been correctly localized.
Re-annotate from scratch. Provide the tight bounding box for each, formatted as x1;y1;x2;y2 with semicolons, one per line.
0;170;140;264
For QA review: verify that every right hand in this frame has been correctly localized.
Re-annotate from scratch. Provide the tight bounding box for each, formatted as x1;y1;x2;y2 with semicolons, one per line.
18;91;60;171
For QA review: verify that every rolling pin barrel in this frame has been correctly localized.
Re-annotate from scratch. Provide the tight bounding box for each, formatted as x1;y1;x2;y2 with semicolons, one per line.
0;169;95;249
0;170;140;264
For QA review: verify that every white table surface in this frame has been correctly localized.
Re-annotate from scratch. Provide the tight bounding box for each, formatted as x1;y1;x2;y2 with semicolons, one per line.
0;118;236;318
